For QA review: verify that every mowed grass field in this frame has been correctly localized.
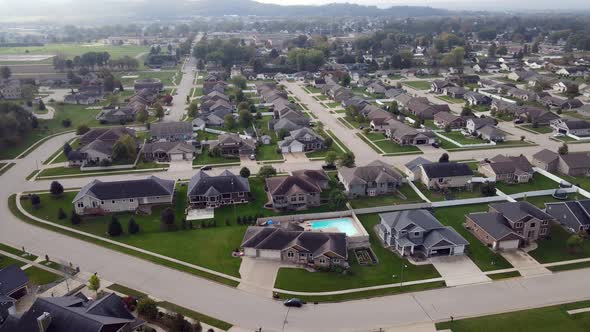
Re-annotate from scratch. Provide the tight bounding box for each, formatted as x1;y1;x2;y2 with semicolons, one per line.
0;43;148;59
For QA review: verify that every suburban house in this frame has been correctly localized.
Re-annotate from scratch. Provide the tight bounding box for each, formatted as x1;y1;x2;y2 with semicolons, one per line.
443;86;467;99
550;119;590;137
2;293;144;332
377;209;468;258
464;92;491;106
188;170;251;208
556;67;588;77
68;127;138;166
0;265;28;302
508;70;537;82
541;96;583;110
466;117;505;142
96;106;136;124
430;80;453;93
0;80;22;99
241;226;348;268
477;155;534;183
338;160;404;198
384;119;436;146
406;98;450;119
545;200;590;234
209;133;257;158
73;176;175;215
64;86;104;105
532;149;590;176
265;170;329;210
278;127;325;153
418;162;474;190
149;121;193;142
142;141;195;162
134;78;163;92
515;106;560;126
552;80;577;93
466;201;553;249
403;157;432;181
434;112;467;129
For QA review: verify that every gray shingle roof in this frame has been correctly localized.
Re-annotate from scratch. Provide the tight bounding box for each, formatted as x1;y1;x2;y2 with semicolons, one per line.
73;176;175;202
339;160;402;186
467;212;523;240
490;201;553;223
149;121;192;138
188;170;250;197
0;265;28;297
421;162;474;178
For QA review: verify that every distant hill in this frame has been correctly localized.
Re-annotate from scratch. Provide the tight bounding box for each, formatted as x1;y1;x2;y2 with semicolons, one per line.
188;0;453;17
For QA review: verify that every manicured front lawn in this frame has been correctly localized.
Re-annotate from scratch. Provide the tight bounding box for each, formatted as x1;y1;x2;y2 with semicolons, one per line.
274;214;440;292
325;102;341;108
344;116;369;129
495;173;559;195
403;81;431;90
439;131;487;145
520;124;553;134
0;43;148;59
24;266;62;285
435;300;590;332
436;95;464;104
374;139;421;154
37;160;167;178
193;148;239;166
349;184;424;209
305;86;322;94
529;224;590;263
116;70;177;86
0;254;26;269
256;144;283;161
434;204;512;271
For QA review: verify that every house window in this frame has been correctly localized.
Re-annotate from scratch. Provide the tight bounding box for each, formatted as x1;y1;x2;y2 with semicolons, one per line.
130;198;134;202
540;228;548;235
414;232;420;236
333;259;340;263
112;200;115;204
238;192;244;197
530;222;536;228
319;258;326;264
287;252;294;258
515;222;523;228
298;196;305;201
77;202;84;208
438;178;444;183
541;220;548;226
101;201;104;205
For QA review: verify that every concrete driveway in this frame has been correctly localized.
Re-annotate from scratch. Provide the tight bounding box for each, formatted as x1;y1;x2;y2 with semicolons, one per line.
430;256;491;287
237;257;281;298
283;152;308;163
501;250;551;277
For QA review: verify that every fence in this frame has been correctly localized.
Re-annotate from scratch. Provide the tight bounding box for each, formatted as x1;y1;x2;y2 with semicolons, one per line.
431;195;508;208
435;132;497;148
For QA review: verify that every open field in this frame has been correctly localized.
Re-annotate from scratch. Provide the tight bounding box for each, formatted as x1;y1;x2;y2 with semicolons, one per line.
0;43;148;59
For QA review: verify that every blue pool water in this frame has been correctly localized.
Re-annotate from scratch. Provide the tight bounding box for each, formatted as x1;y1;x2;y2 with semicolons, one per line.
309;218;359;237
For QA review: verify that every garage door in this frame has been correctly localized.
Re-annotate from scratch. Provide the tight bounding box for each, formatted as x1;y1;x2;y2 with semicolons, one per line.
497;239;520;250
170;153;183;161
258;250;281;259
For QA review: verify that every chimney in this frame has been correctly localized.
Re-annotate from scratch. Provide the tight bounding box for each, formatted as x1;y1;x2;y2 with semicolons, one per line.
37;312;52;332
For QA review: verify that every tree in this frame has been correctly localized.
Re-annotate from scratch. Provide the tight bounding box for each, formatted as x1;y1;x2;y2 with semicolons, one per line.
171;313;193;332
231;75;247;90
480;181;497;197
38;99;46;111
160;207;176;230
128;218;140;234
0;66;11;79
76;124;90;135
461;106;473;116
238;110;253;128
390;101;399;114
240;167;251;178
558;143;569;155
70;211;81;225
324;137;333;148
135;109;148;123
567;234;584;253
329;190;347;209
439;153;450;163
112;134;137;161
488;43;497;58
340;73;351;87
57;208;67;220
444;124;451;133
224;114;236;130
108;216;123;237
88;274;101;297
30;194;41;209
137;298;158;320
50;181;64;197
338;152;355;167
187;101;199;118
154;103;164;119
63;142;72;156
257;165;277;178
325;151;338;166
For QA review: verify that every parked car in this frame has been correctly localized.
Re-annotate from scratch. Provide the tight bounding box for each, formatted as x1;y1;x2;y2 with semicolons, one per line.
200;165;212;171
431;142;440;148
514;119;524;124
249;154;256;160
322;164;337;170
553;133;565;137
283;298;305;307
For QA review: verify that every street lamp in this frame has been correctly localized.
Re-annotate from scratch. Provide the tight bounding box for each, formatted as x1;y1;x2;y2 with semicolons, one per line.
400;264;408;289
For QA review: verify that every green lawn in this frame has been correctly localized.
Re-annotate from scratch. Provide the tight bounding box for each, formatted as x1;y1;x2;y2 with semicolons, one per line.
325;102;342;108
529;223;590;263
256;144;283;161
193;148;239;166
0;43;148;59
440;131;487;145
357;133;421;155
520;124;553;134
417;183;486;202
472;105;490;112
306;86;322;94
517;194;574;209
436;95;464;104
45;139;79;164
274;214;440;292
37;160;166;178
435;300;590;332
349;184;423;209
24;266;62;285
344;116;369;129
0;254;26;269
305;129;347;159
558;174;590;191
496;173;559;195
403;81;431;90
116;70;178;86
434;204;513;271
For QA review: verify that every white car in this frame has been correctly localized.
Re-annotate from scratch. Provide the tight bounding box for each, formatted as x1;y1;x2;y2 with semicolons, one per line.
165;108;171;115
553;133;565;137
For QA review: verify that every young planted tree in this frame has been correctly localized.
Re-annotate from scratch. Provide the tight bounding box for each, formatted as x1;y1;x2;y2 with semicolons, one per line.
108;216;123;237
70;211;81;225
240;167;251;178
76;124;90;135
128;218;140;234
257;165;277;178
567;234;584;254
50;181;64;197
338;152;355;168
439;153;450;163
57;208;67;220
160;207;176;231
30;194;41;209
325;151;338;166
137;298;159;320
558;143;569;155
88;274;101;297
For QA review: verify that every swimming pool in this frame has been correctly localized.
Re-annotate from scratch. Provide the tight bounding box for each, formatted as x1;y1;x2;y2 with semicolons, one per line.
308;218;360;237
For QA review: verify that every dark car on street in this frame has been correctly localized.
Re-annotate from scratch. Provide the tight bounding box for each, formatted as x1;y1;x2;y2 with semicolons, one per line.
283;298;305;307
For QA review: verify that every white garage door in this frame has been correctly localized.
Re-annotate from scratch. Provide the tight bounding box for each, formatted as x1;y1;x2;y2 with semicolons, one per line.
497;239;520;250
170;153;184;161
258;249;281;259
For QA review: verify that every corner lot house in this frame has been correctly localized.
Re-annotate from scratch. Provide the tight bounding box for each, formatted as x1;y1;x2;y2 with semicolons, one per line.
142;141;195;161
209;133;257;158
278;127;325;153
0;265;29;301
188;170;251;208
73;176;175;215
338;160;403;198
550;119;590;137
418;162;474;190
478;155;533;183
545;200;590;233
266;170;329;210
466;201;553;250
241;226;348;268
377;209;468;258
149;121;193;142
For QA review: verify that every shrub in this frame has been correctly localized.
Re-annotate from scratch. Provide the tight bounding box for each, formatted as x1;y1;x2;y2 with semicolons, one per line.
57;208;67;220
70;211;81;225
240;167;251;178
160;208;176;231
61;118;72;127
137;298;158;320
108;216;123;237
30;194;41;208
76;125;90;135
50;181;64;196
128;218;140;234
